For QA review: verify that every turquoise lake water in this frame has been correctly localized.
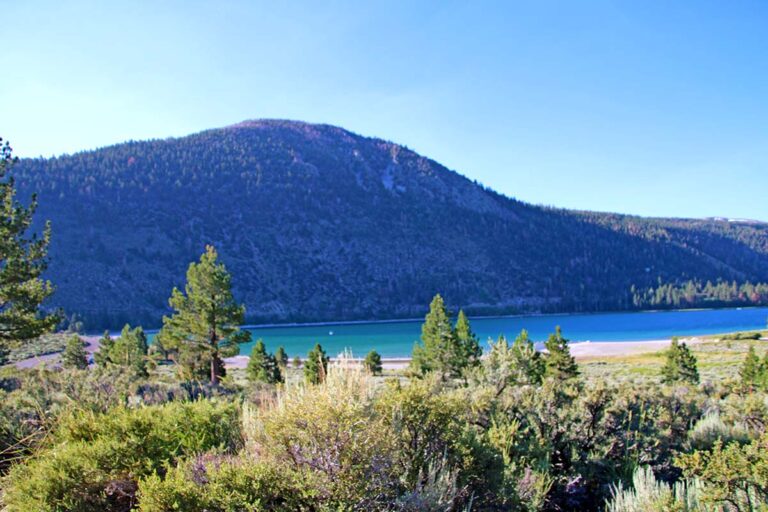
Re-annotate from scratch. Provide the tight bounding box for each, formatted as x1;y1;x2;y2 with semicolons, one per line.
220;307;768;359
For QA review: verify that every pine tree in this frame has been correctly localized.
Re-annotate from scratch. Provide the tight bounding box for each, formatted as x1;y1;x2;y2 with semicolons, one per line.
661;337;699;385
0;138;57;364
292;355;302;369
363;349;383;375
455;309;482;368
543;326;578;380
304;343;329;384
94;330;114;367
246;339;281;384
511;329;545;385
409;294;464;379
275;345;289;381
95;325;149;376
157;246;250;385
740;345;763;391
61;334;88;370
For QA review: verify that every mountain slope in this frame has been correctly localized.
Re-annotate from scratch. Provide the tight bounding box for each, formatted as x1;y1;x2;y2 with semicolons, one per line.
12;120;768;328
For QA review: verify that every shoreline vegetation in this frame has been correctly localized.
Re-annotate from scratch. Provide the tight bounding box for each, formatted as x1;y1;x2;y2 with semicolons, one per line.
11;329;767;371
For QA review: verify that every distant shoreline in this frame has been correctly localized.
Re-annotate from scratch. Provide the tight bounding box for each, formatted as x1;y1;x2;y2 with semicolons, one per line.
93;305;768;336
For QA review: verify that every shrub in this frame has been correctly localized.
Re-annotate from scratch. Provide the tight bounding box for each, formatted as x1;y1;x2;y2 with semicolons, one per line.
251;357;400;508
687;412;751;451
2;400;241;511
137;454;314;511
605;466;703;512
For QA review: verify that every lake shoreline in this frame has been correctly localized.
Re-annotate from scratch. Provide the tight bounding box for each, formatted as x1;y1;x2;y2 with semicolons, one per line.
223;336;713;370
88;305;768;336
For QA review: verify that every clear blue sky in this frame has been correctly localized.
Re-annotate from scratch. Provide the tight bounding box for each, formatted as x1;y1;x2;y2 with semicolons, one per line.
2;1;767;220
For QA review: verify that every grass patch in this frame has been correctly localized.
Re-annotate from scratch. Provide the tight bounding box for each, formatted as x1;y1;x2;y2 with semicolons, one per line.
8;332;72;362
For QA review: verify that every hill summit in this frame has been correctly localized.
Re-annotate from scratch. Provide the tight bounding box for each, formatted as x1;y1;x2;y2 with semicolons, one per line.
12;120;768;328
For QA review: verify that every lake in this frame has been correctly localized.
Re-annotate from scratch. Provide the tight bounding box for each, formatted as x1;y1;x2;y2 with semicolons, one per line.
227;307;768;359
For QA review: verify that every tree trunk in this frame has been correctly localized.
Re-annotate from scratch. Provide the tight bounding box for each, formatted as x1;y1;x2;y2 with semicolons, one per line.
210;353;220;386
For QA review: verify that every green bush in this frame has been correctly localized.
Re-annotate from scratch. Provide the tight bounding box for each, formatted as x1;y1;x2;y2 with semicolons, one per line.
2;400;241;511
137;454;314;511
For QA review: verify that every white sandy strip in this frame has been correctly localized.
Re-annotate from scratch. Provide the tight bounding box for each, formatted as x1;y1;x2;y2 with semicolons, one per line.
569;337;705;359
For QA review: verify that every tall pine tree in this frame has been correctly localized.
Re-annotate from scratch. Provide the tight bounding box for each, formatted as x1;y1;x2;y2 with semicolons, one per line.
158;246;250;385
0;138;56;364
247;339;281;384
511;329;545;385
410;294;464;379
543;326;578;380
740;345;764;392
304;343;329;384
455;309;482;369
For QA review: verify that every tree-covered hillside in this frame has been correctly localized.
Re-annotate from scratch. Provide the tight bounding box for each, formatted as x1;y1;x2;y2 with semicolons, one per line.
12;120;768;328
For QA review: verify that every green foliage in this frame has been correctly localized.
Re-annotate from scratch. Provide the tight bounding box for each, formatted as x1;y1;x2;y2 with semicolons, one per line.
246;339;281;384
632;279;768;310
721;331;763;341
0;138;57;364
677;433;768;510
6;332;70;362
543;326;579;381
253;363;398;508
661;338;700;385
511;330;546;386
375;377;480;495
687;413;750;452
363;349;383;375
2;400;241;511
157;245;249;385
137;455;314;511
455;309;482;368
303;342;328;384
740;345;766;392
61;334;88;370
274;345;288;376
410;294;478;379
478;331;545;397
94;325;149;376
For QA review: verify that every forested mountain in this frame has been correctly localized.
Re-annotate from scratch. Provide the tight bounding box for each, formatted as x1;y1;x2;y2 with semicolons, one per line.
12;120;768;329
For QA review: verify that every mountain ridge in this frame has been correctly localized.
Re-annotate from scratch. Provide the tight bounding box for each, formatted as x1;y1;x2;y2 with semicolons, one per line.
11;119;768;329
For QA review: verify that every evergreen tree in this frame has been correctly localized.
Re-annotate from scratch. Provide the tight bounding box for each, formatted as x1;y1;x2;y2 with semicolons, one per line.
661;337;699;385
246;339;281;384
304;343;329;384
363;349;383;375
275;345;289;381
543;326;578;380
94;330;114;367
157;246;250;385
455;309;482;368
740;345;763;391
409;294;464;379
511;329;545;385
96;325;149;376
0;138;57;364
292;355;302;369
61;334;88;370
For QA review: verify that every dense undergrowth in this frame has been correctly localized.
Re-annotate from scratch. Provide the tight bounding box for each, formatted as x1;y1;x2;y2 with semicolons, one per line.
2;338;768;511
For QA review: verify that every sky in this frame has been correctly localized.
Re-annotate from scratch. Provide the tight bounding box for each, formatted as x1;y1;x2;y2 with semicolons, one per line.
2;1;767;220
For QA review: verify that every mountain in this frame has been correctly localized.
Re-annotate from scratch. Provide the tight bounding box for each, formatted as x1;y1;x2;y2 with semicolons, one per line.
11;120;768;329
